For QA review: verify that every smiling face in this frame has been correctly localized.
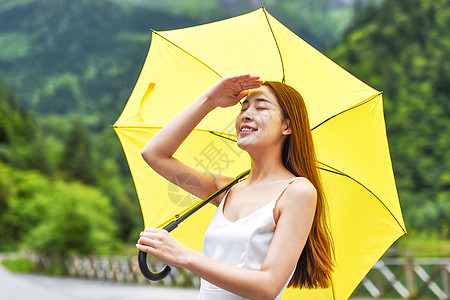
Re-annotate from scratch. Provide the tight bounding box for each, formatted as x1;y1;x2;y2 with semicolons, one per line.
235;86;291;151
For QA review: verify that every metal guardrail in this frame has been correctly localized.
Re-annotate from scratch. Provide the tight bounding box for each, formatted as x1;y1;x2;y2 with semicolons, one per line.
21;250;449;298
23;250;199;288
355;256;449;299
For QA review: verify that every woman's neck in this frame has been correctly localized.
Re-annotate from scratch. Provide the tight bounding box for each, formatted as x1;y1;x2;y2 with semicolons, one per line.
246;147;292;185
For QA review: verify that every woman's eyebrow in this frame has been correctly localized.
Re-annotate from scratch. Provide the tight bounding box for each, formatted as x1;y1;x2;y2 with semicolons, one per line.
242;98;271;105
255;98;271;104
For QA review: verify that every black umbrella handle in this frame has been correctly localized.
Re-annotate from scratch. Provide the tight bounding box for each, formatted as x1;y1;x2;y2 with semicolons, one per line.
137;219;178;281
138;250;171;281
137;169;250;281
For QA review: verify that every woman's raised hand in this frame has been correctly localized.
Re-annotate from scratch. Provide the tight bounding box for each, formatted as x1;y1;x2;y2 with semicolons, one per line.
205;74;262;108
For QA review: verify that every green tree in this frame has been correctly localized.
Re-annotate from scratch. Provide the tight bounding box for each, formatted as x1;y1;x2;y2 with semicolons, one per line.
95;128;143;241
0;163;53;249
0;76;56;175
0;162;119;255
27;131;56;177
60;117;97;185
0;167;15;249
0;78;35;166
24;181;119;255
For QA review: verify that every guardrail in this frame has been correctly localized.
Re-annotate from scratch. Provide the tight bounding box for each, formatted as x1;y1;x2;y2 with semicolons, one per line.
23;250;199;287
22;250;449;298
353;256;449;299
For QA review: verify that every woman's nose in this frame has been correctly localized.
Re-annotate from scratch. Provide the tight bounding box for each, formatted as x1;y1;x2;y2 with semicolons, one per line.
241;109;254;121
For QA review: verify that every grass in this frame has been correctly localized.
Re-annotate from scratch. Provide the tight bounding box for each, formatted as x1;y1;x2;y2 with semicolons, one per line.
1;257;34;273
393;234;450;257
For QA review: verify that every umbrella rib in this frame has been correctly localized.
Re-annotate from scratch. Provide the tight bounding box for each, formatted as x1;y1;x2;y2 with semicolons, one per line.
209;131;237;142
112;125;163;129
114;125;238;139
151;30;223;79
311;92;382;131
318;161;407;234
262;6;285;83
331;284;336;300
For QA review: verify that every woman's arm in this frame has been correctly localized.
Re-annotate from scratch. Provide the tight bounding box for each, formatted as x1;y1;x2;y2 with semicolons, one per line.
136;178;317;299
141;75;261;203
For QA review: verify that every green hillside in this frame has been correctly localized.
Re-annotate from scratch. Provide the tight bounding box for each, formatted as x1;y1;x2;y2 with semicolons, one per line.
0;0;200;122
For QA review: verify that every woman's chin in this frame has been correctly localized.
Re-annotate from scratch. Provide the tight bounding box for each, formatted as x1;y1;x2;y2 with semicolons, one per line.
237;139;257;151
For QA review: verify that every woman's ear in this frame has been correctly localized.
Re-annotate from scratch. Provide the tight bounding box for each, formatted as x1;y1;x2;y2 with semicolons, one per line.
282;119;292;136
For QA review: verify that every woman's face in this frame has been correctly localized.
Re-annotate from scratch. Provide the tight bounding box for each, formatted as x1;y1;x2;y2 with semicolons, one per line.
235;86;290;151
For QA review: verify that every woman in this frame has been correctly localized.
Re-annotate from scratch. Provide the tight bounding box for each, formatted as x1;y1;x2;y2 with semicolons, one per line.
136;74;334;299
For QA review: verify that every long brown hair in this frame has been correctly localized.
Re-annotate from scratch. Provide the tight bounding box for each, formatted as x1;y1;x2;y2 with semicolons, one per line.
263;81;334;289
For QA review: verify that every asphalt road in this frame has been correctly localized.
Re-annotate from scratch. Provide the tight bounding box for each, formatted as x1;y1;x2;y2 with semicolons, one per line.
0;254;379;300
0;255;199;300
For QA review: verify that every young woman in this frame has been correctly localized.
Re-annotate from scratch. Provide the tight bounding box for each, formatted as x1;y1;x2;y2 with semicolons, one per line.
136;74;334;299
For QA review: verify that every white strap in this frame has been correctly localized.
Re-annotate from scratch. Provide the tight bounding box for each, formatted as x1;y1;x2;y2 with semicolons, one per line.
274;177;302;204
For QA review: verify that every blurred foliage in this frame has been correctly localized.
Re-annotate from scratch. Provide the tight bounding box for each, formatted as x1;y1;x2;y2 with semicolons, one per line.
396;233;450;257
328;0;449;238
0;76;142;252
0;162;120;255
24;181;119;256
1;257;34;273
60;117;97;185
0;0;200;122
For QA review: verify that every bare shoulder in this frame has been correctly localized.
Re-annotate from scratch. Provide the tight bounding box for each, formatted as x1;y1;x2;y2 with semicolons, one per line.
286;177;316;202
274;177;317;224
278;178;317;212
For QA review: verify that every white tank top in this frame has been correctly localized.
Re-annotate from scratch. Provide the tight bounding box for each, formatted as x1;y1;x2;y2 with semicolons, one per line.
198;177;301;300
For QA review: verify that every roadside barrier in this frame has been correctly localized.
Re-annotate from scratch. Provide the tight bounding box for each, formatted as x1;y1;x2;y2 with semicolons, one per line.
354;255;449;299
22;250;199;288
21;250;449;298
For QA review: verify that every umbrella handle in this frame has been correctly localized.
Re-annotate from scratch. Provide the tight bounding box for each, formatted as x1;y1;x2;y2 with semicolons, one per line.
138;250;171;281
137;169;250;281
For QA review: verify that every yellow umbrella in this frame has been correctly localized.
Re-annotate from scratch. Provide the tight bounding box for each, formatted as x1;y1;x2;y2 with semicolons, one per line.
113;7;406;299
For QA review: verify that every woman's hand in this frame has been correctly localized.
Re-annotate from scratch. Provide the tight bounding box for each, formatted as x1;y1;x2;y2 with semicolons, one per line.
136;228;191;268
205;74;262;108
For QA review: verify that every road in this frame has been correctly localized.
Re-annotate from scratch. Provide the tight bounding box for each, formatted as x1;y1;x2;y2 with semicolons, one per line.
0;254;380;300
0;254;199;300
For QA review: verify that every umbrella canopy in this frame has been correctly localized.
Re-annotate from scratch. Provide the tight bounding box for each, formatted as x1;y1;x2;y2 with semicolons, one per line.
114;7;406;300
